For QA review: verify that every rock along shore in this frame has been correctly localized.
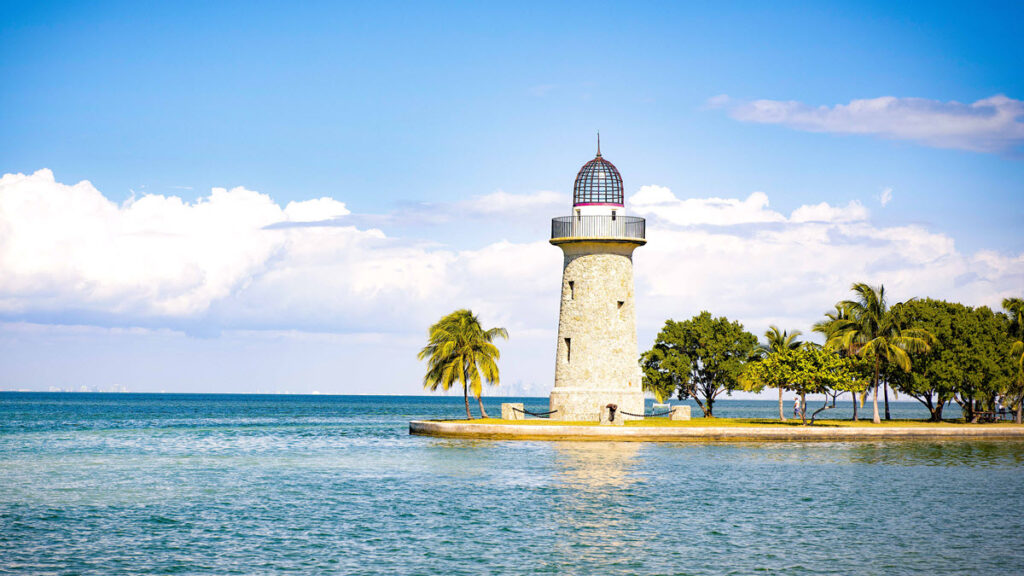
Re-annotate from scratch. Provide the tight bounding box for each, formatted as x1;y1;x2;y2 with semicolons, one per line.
409;420;1024;441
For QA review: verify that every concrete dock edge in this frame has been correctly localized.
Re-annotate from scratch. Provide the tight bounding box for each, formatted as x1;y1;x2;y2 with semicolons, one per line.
409;420;1024;441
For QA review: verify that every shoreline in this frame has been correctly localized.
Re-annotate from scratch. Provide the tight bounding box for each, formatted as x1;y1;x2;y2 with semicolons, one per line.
409;419;1024;441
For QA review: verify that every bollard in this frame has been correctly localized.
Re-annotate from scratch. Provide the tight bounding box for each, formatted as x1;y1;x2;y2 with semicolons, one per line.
599;403;624;426
501;403;524;421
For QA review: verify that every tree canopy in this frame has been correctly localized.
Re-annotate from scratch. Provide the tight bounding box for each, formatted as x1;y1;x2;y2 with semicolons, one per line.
755;326;804;420
641;311;758;417
418;309;508;419
637;287;1024;425
887;299;1012;421
743;346;866;424
1005;298;1024;423
823;283;934;423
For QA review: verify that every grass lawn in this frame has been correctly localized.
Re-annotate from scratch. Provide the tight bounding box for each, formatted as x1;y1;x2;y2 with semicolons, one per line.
439;417;1020;428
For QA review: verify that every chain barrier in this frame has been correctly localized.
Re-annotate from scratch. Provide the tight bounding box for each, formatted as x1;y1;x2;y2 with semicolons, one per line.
618;409;674;418
510;407;674;419
512;407;559;418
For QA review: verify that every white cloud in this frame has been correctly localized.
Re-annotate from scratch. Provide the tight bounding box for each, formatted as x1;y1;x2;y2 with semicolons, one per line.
0;169;559;334
1;170;1021;393
711;94;1024;153
0;170;284;316
630;186;785;226
880;187;893;207
623;186;1020;343
629;186;867;226
790;200;868;223
283;197;350;222
634;203;1021;342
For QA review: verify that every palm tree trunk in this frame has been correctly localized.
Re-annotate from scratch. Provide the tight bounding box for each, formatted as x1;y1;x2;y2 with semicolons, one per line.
800;391;807;425
778;387;786;421
477;395;489;419
463;384;472;419
883;381;891;420
872;359;881;424
852;391;859;421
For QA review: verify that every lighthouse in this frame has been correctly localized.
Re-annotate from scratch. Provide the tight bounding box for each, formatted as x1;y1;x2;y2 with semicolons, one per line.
549;139;646;421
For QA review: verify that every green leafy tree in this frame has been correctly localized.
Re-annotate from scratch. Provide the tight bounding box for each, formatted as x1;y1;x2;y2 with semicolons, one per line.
417;309;508;419
813;304;863;420
642;312;758;417
759;326;803;420
1005;297;1024;424
825;283;934;424
740;350;792;414
942;305;1013;422
642;365;677;404
791;348;867;425
744;347;866;424
640;340;690;405
888;299;1012;422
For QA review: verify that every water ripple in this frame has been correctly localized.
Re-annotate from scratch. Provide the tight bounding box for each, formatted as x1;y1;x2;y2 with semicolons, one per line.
1;393;1022;575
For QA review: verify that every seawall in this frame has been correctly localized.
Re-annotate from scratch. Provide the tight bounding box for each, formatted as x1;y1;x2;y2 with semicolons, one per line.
409;420;1024;441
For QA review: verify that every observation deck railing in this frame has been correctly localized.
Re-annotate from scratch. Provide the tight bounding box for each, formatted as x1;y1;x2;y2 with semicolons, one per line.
551;215;645;242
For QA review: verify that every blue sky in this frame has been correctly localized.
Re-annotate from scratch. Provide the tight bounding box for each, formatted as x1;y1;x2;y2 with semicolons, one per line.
1;1;1022;394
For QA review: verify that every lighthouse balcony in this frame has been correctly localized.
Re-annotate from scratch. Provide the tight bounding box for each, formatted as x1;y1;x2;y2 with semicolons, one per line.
550;215;646;243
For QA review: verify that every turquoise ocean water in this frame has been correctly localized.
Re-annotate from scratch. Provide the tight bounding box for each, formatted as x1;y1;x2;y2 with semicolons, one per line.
1;393;1022;575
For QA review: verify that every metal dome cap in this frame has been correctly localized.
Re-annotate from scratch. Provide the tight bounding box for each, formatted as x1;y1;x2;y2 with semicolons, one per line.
573;136;623;206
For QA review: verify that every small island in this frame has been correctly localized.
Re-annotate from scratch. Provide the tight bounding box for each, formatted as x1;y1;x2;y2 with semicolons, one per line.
412;144;1024;442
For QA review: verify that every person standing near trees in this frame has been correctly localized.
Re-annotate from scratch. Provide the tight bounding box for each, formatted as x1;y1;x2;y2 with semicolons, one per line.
793;396;801;419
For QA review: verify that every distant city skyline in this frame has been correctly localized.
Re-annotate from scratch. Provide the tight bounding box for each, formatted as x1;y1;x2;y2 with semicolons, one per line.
1;1;1022;395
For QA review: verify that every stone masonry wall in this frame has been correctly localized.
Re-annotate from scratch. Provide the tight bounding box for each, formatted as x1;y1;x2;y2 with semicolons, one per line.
550;240;644;421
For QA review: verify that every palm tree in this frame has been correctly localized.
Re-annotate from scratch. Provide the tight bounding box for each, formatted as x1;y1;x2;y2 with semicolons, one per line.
813;304;862;421
417;309;508;419
825;283;933;424
761;326;803;420
1004;297;1024;424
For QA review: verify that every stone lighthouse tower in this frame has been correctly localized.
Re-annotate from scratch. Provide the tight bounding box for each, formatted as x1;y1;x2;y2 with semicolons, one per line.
549;139;646;421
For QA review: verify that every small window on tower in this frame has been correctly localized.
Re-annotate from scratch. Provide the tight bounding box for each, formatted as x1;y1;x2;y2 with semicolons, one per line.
568;281;575;300
611;210;617;221
617;300;624;310
564;338;571;363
